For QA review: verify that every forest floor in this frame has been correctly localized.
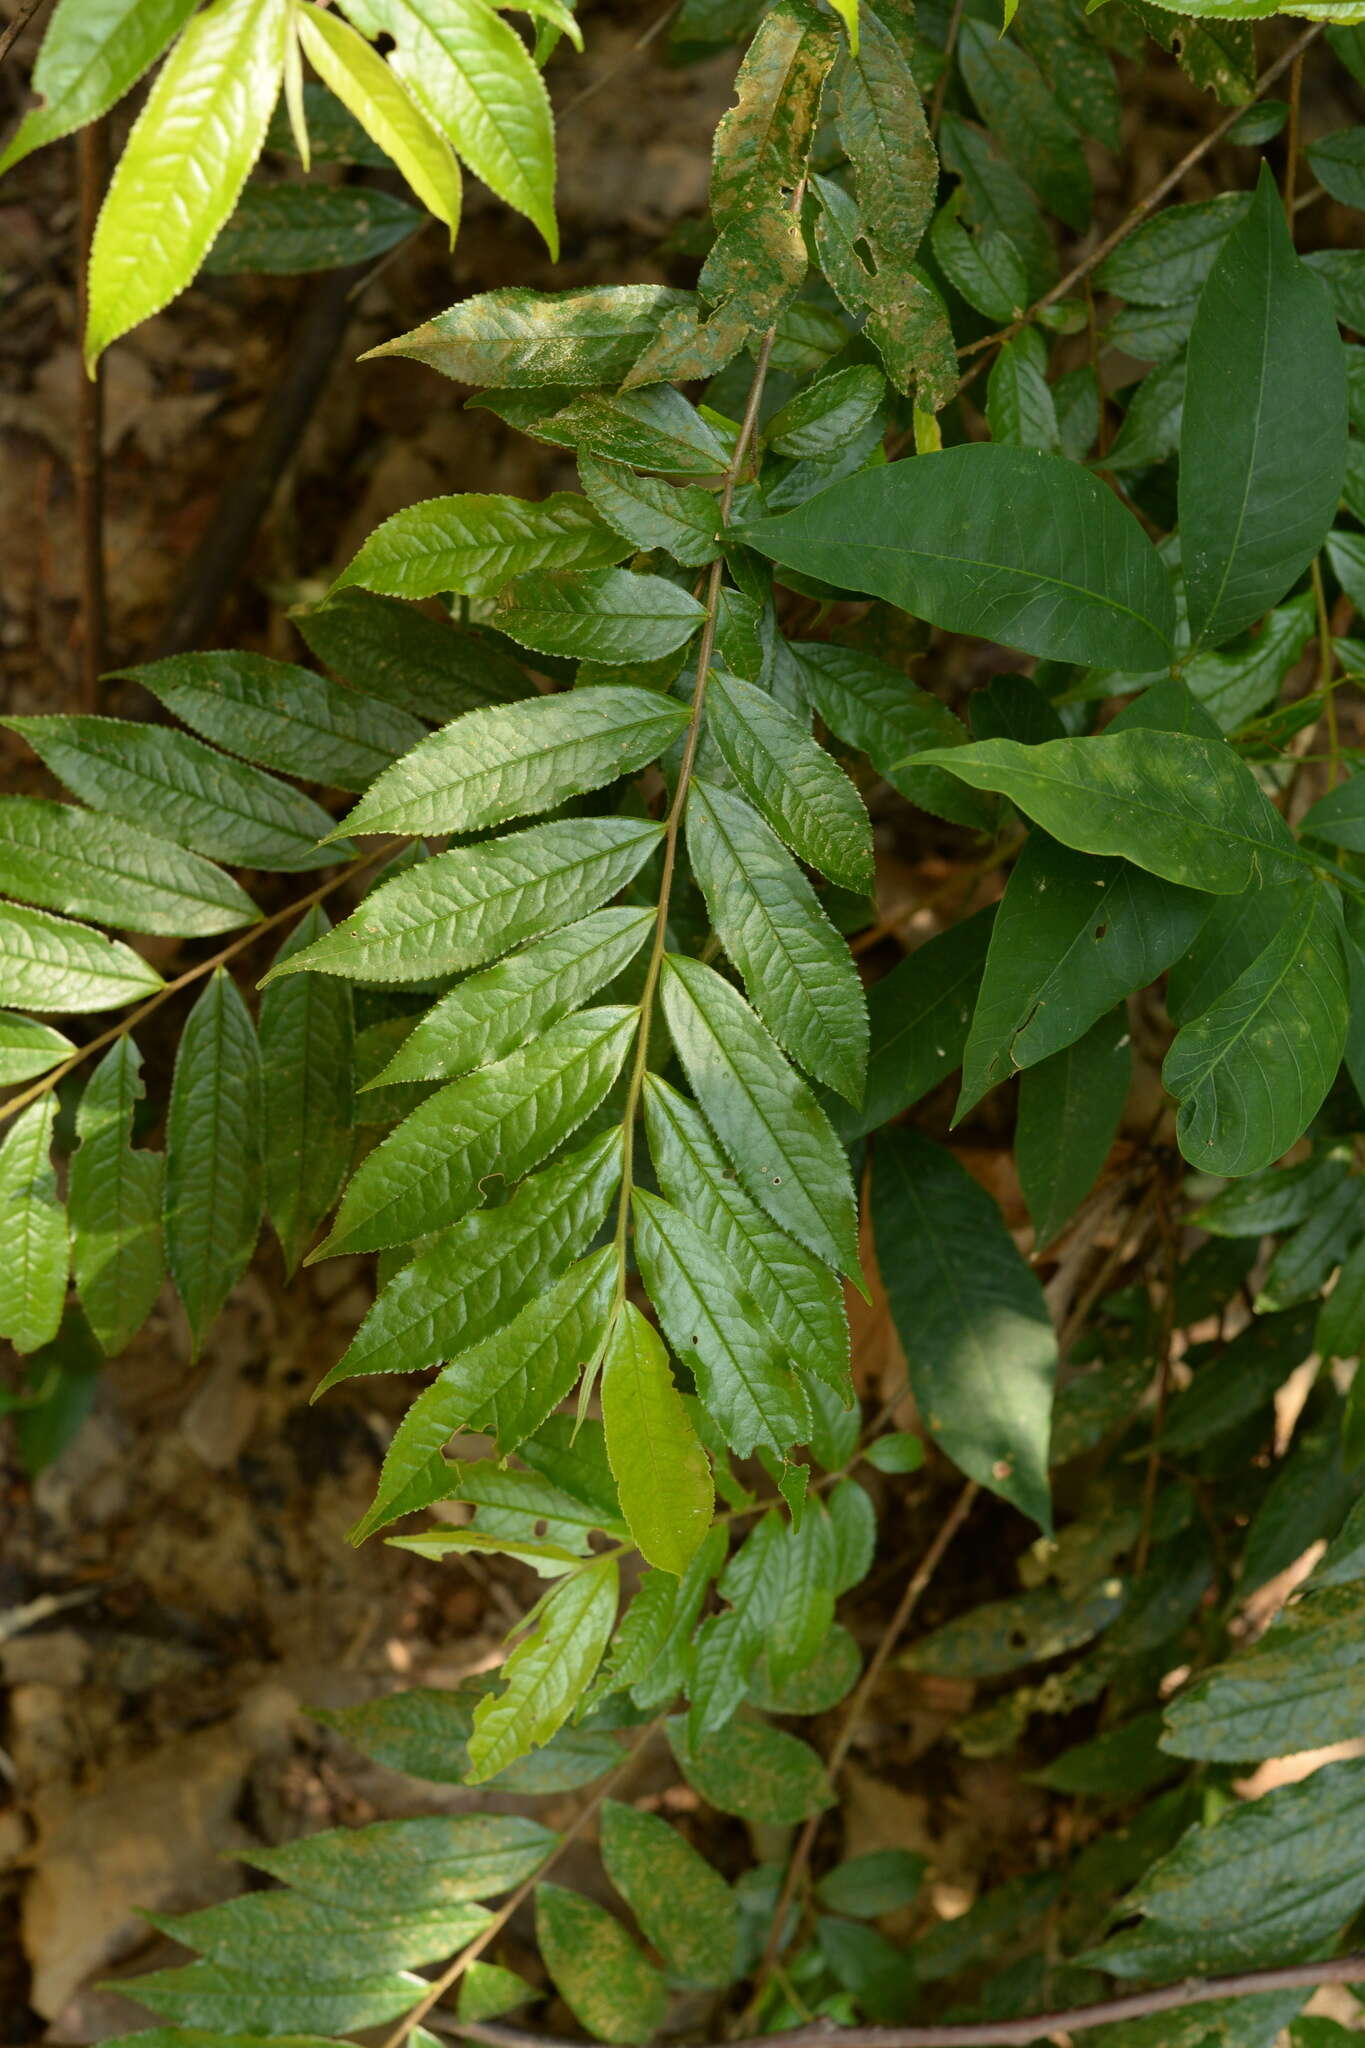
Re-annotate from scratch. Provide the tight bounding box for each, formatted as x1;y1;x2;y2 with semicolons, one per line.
1;5;1363;2043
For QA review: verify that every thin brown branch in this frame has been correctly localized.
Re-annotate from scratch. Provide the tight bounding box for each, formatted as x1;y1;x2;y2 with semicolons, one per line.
75;118;108;710
1283;50;1304;226
928;0;966;137
456;1955;1365;2048
0;0;49;66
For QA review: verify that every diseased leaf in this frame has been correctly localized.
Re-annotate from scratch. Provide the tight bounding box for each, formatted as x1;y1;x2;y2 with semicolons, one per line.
259;909;354;1276
0;1098;68;1355
110;1960;424;2035
707;669;873;892
0;0;198;175
467;1557;618;1781
0;901;163;1013
873;1129;1056;1528
69;1038;164;1355
666;1715;833;1824
243;1812;554;1907
475;383;732;476
369;283;696;386
164;969;263;1354
317;1679;621;1791
1165;1577;1365;1763
599;1801;736;1988
959;19;1090;233
738;448;1175;670
331;493;629;603
1017;1007;1131;1249
495;569;706;665
151;1890;490;1973
535;1882;667;2046
601;1302;714;1576
0;796;258;936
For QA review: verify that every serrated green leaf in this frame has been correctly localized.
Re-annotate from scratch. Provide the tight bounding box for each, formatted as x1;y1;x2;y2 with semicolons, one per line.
1165;1576;1365;1763
1095;195;1250;305
369;283;695;386
707;669;873;892
315;1682;620;1788
0;1098;68;1355
930;199;1031;323
475;382;733;477
1257;1175;1365;1313
0;901;164;1013
243;1812;554;1906
1164;883;1348;1176
205;181;422;273
5;715;344;873
318;1006;636;1256
907;1578;1124;1677
0;796;258;937
332;492;628;603
766;365;886;460
740;448;1174;670
600;1801;737;1988
296;588;530;717
152;1889;489;1973
916;730;1296;893
1017;1007;1131;1249
577;456;721;569
986;330;1061;452
938;112;1055;299
69;1038;164;1355
959;19;1090;233
601;1302;713;1576
687;777;868;1102
391;1527;585;1574
295;5;462;236
164;969;263;1354
873;1129;1056;1527
535;1882;667;2045
660;953;861;1282
118;1961;424;2036
467;1556;617;1780
85;0;290;365
0;1013;73;1086
342;688;688;839
666;1714;833;1823
266;816;662;984
1182;168;1347;650
644;1075;850;1400
120;652;424;794
259;909;354;1275
0;0;198;176
958;833;1205;1115
633;1188;811;1457
495;569;706;665
371;909;652;1086
359;0;556;255
357;1249;616;1534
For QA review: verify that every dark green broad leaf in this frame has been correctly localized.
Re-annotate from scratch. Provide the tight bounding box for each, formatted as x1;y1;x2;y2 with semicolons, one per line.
150;1889;489;1973
316;1682;622;1791
930;197;1031;324
1012;0;1119;149
915;731;1296;894
265;78;392;164
1159;1307;1314;1458
204;182;421;274
243;1813;555;1908
872;1129;1056;1528
1103;357;1185;477
986;331;1060;453
1094;193;1250;307
829;910;995;1144
815;1917;916;2023
815;1850;926;1920
1307;127;1365;210
0;1012;72;1086
114;1962;424;2035
957;833;1205;1114
535;1883;667;2046
496;569;706;665
0;796;258;936
1258;1174;1365;1313
0;1097;68;1355
1194;1144;1350;1239
1028;1711;1180;1807
295;588;530;718
1017;1008;1131;1250
342;687;688;840
578;455;721;568
666;1715;833;1825
706;668;874;892
958;19;1090;232
599;1801;736;1988
938;113;1055;300
1319;1231;1365;1363
1181;168;1347;651
601;1301;714;1576
660;953;861;1282
1163;883;1348;1176
1239;1399;1357;1598
1305;249;1365;333
259;909;354;1276
164;970;263;1356
0;0;198;175
120;651;425;793
5;716;345;873
1165;1577;1365;1763
0;901;163;1013
907;1575;1124;1681
643;1075;851;1400
765;366;887;462
368;283;695;387
1301;768;1365;854
738;448;1175;671
265;817;662;984
69;1038;164;1356
317;1006;638;1256
330;492;629;603
687;777;868;1103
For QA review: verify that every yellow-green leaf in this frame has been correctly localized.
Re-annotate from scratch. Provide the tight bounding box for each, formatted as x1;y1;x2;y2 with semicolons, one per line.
601;1303;714;1576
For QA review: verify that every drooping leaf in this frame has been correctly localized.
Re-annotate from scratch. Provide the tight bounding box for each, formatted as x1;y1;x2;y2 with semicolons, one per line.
164;969;263;1354
660;952;861;1282
120;652;425;794
0;901;164;1013
0;0;198;175
5;716;345;873
258;909;355;1276
1180;167;1347;650
265;817;662;984
0;797;258;936
666;1715;833;1824
873;1128;1056;1527
1017;1008;1131;1249
706;668;873;892
467;1556;618;1781
69;1038;164;1356
535;1882;667;2046
599;1801;736;1988
738;448;1176;671
495;569;707;665
601;1302;714;1576
331;493;629;603
84;0;290;365
687;777;868;1103
296;588;530;717
369;283;696;387
0;1098;69;1355
341;688;688;839
0;1014;73;1087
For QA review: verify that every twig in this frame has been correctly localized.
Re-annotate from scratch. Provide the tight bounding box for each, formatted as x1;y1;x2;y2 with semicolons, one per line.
0;0;49;66
74;118;108;710
1283;49;1304;226
928;0;966;137
743;1482;978;2024
1134;1192;1178;1576
957;24;1324;365
457;1955;1365;2048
